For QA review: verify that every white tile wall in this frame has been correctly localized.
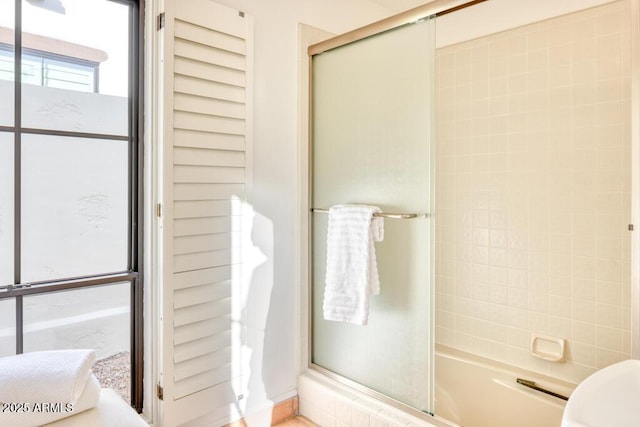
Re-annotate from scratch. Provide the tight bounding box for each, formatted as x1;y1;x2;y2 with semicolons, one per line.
435;0;632;384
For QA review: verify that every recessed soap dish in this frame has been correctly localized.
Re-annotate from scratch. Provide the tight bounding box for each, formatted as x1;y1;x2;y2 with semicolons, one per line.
530;334;566;362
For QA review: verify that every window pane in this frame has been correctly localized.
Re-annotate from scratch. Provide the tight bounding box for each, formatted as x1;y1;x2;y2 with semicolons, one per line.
42;56;96;92
0;2;15;127
21;0;129;135
24;282;131;402
0;298;16;356
0;133;13;285
22;134;128;282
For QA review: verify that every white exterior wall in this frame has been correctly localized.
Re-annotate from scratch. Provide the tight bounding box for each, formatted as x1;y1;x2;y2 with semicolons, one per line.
0;79;129;359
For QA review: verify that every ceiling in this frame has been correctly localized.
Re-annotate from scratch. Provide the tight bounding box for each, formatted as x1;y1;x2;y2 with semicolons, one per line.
367;0;429;14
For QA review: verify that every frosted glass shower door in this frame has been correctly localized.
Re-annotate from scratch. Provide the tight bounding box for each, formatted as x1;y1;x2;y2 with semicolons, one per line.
311;19;435;412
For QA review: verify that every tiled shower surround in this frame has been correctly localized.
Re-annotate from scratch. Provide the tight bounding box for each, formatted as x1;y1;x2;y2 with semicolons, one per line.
435;0;632;384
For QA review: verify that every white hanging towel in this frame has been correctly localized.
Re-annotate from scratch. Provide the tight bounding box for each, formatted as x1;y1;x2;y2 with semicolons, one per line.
323;204;384;325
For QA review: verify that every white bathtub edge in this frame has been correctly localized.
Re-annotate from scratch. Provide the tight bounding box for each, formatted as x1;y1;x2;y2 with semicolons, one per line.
435;345;575;427
298;370;458;427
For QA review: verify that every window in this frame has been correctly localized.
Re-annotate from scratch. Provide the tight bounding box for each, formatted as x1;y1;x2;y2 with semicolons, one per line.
0;45;101;92
0;0;143;411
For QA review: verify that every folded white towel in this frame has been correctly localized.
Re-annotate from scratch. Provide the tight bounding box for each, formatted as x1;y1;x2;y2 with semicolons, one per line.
0;349;96;406
0;373;101;427
323;205;384;325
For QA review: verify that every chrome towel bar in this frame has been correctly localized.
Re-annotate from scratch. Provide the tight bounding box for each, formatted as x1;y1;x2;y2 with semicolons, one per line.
516;378;569;401
310;208;428;219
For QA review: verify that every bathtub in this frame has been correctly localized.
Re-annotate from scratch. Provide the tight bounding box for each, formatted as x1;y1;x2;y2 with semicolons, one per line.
435;345;576;427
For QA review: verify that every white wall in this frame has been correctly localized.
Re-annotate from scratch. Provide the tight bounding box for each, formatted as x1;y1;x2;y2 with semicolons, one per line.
192;0;395;417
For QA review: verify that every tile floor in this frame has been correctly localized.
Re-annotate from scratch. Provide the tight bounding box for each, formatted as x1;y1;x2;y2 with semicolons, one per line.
275;416;317;426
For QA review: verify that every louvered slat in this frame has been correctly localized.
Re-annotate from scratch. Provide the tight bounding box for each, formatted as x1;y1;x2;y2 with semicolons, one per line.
174;200;236;219
174;363;232;399
174;57;244;87
174;93;245;120
173;297;231;326
174;147;245;167
174;233;240;255
174;110;244;135
174;38;245;71
174;312;231;344
174;128;245;151
173;217;235;236
173;165;245;184
173;183;244;201
174;331;231;364
174;20;245;55
175;2;246;39
174;75;245;104
173;248;242;272
174;347;232;381
173;266;232;291
174;280;231;308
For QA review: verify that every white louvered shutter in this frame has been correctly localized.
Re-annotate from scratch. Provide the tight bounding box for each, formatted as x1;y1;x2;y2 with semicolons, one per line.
159;1;251;425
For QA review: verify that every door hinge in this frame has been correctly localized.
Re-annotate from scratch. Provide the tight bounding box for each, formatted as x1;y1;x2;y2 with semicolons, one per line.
157;12;165;31
156;203;162;218
629;224;634;231
157;384;164;400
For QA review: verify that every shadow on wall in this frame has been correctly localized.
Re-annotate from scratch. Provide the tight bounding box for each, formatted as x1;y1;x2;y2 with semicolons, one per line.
232;199;275;427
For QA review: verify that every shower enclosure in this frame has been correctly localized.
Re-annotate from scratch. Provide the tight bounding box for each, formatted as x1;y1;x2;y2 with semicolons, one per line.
309;11;437;415
306;0;639;425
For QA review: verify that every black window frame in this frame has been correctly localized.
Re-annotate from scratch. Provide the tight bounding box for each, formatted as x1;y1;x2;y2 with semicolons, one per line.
0;0;144;412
